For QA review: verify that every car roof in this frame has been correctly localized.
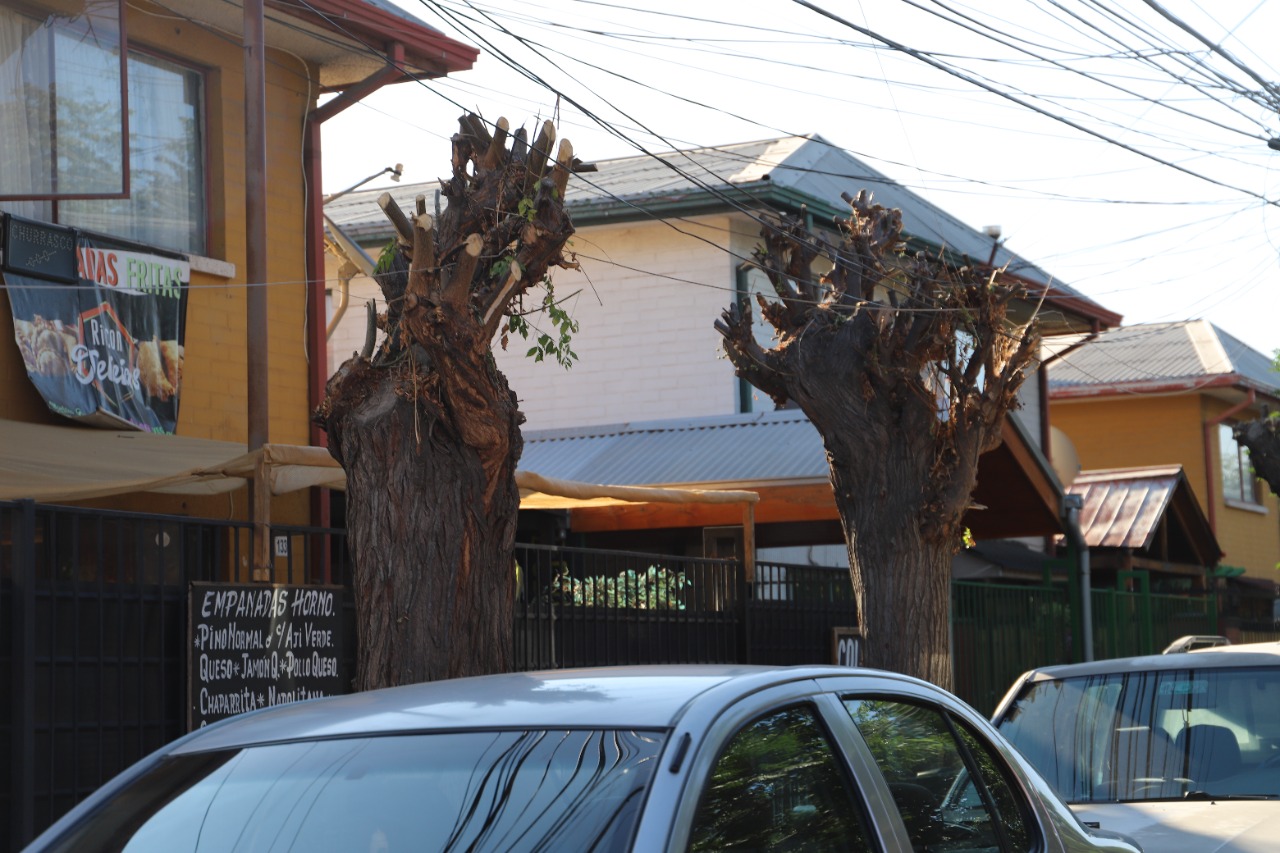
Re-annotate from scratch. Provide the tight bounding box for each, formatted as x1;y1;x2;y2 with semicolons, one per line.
1190;640;1280;656
174;665;917;755
1019;643;1280;682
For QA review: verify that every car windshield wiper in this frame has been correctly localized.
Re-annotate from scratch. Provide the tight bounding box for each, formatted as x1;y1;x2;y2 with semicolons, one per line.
1184;790;1279;801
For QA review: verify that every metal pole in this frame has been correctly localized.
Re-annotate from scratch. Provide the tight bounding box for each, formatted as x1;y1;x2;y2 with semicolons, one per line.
244;0;268;451
10;501;36;848
244;0;270;583
1063;494;1094;661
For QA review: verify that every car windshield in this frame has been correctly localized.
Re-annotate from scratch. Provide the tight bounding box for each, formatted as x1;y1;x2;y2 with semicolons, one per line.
997;665;1280;803
42;729;665;852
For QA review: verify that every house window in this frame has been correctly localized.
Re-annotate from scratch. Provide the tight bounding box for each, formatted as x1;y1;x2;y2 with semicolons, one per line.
927;329;985;421
0;2;127;200
1219;422;1260;505
0;3;206;256
61;50;206;254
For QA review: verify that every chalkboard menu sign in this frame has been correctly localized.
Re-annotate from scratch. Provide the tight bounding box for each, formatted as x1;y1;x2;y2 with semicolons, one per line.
189;582;346;729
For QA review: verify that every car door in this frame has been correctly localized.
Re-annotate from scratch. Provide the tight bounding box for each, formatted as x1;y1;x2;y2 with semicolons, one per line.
652;678;905;852
835;692;1040;853
652;675;1060;853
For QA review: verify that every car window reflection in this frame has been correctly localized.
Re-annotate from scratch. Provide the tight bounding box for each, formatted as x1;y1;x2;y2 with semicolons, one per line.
43;730;663;853
844;698;1033;853
997;666;1280;803
687;704;874;852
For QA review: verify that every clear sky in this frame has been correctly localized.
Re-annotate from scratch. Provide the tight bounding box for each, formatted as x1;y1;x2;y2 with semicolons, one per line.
322;0;1280;358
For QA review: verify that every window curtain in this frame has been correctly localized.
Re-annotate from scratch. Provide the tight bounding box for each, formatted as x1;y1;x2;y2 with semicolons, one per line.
0;3;126;205
1218;422;1255;503
0;7;52;219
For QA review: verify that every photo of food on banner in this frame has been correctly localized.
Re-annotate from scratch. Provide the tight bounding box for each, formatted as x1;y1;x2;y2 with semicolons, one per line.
3;216;189;434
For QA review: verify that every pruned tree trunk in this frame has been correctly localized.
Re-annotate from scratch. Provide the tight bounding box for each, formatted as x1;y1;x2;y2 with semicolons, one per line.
316;114;584;689
822;390;964;688
717;193;1037;690
322;310;523;688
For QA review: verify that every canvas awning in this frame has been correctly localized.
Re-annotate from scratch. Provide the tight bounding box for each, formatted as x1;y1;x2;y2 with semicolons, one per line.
0;419;759;578
0;419;758;507
0;418;252;502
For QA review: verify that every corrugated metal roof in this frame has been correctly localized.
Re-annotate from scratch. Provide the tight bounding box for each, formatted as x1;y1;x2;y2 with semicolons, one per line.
522;407;1068;542
1069;466;1183;549
521;410;829;487
1048;320;1280;395
322;133;1101;307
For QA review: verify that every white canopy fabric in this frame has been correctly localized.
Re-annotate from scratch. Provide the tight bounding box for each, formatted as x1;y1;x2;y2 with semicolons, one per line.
0;419;757;509
0;418;251;502
515;470;757;509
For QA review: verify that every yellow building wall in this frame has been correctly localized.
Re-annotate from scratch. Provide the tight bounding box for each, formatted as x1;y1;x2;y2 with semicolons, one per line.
1052;394;1280;580
0;5;317;525
1202;397;1280;576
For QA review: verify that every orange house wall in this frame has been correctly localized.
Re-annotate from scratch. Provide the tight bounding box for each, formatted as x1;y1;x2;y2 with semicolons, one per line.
1052;394;1280;579
1202;397;1280;576
0;7;316;524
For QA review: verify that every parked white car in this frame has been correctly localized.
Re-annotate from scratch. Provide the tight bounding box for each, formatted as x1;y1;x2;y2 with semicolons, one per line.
993;642;1280;853
25;665;1138;852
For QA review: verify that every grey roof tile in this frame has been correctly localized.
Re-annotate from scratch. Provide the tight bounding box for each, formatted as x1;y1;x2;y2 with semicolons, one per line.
323;133;1103;310
1048;320;1280;394
521;410;829;487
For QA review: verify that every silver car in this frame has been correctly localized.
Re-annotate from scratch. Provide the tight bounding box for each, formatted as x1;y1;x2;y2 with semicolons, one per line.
993;642;1280;852
27;665;1139;852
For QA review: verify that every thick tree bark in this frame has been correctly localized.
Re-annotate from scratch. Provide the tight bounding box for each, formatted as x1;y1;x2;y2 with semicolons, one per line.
822;396;953;684
834;472;954;687
324;346;522;687
1235;417;1280;499
792;320;977;690
317;114;582;689
717;193;1036;690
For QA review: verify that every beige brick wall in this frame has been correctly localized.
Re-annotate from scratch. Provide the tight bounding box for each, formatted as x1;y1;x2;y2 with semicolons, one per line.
495;215;743;429
325;261;385;374
325;215;748;430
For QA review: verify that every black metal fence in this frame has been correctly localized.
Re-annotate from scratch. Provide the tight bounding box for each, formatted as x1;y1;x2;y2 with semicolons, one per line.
0;501;347;851
512;547;857;670
3;499;1218;849
748;562;858;665
514;544;744;668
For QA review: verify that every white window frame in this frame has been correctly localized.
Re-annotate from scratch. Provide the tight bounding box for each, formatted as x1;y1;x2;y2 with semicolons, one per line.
1219;422;1261;507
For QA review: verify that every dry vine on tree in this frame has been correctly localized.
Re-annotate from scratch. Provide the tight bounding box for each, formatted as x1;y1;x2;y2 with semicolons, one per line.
716;191;1039;688
315;114;589;689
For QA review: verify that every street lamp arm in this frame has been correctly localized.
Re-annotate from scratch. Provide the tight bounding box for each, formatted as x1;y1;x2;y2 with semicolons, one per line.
324;163;403;205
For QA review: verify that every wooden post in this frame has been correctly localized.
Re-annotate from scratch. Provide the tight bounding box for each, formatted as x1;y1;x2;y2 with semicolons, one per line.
244;0;268;451
741;501;756;584
252;450;272;581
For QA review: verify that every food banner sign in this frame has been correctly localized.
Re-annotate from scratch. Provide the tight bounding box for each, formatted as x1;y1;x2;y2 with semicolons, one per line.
2;214;188;433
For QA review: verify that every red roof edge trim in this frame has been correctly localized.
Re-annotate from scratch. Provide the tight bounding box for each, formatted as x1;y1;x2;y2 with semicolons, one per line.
271;0;478;74
1005;273;1123;329
1050;374;1241;400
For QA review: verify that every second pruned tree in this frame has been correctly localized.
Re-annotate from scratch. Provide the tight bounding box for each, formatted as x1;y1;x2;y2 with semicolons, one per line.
1234;410;1280;500
717;192;1039;689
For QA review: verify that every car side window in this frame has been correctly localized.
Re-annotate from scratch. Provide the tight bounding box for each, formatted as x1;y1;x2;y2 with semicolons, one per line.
844;698;1034;853
953;722;1034;850
687;704;874;852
